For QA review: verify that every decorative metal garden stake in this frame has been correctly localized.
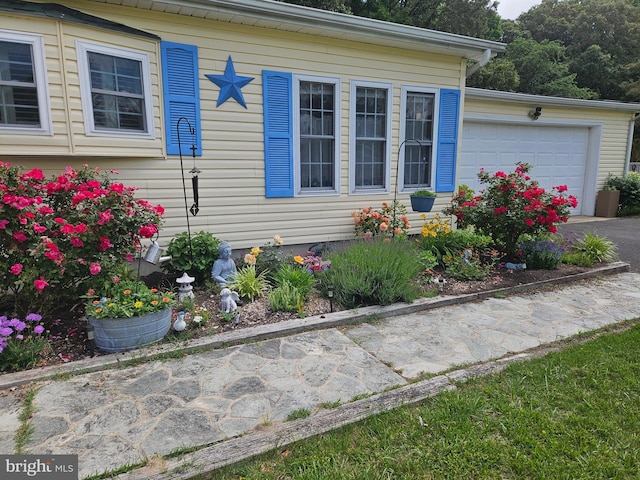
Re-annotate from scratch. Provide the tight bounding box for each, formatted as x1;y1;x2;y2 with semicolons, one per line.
177;116;199;265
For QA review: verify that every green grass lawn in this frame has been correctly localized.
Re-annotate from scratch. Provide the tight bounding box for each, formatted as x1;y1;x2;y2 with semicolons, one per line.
209;323;640;479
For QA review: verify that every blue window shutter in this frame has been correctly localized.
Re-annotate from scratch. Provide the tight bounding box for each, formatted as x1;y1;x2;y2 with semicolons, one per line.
263;70;294;198
435;88;461;192
161;41;201;156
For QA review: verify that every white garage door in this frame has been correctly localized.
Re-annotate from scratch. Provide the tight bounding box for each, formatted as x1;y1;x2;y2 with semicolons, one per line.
460;122;588;214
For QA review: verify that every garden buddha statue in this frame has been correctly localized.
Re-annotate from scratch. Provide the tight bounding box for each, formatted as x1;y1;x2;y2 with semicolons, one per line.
211;241;237;285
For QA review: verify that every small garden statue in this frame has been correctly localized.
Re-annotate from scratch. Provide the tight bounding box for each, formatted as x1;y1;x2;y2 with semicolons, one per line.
220;288;239;313
211;241;237;285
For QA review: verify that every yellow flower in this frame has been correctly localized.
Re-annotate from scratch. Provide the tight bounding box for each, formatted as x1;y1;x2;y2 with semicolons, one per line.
244;253;256;265
250;246;262;256
294;255;304;264
273;235;283;245
134;301;143;308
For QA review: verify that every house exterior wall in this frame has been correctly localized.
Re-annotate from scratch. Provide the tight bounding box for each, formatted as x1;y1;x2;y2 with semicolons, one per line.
1;1;466;249
463;96;635;190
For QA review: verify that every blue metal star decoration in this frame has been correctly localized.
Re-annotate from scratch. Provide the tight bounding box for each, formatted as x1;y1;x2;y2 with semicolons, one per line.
205;56;254;109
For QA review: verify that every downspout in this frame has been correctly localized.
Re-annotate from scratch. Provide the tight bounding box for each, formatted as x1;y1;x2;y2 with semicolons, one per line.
465;48;492;77
624;112;640;175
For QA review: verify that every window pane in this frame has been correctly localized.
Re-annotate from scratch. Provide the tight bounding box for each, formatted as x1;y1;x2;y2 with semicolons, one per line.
404;92;435;188
87;51;145;131
299;80;335;190
0;41;40;127
355;86;387;188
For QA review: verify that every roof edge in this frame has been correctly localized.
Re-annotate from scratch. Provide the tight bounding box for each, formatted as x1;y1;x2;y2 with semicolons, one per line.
466;87;640;111
93;0;505;59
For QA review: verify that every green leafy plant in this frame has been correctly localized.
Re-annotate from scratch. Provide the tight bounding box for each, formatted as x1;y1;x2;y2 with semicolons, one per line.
444;248;493;281
226;265;270;302
605;172;640;216
162;231;221;284
272;264;315;300
0;313;50;372
417;214;493;267
269;282;304;314
243;235;293;277
444;162;577;260
564;231;618;266
84;278;175;319
411;189;437;197
316;239;423;309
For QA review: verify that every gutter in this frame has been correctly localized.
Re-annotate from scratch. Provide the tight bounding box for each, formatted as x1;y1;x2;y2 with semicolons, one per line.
465;48;492;77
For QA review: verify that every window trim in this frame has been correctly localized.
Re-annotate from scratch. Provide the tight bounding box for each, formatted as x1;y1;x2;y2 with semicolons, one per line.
349;80;393;195
293;74;341;196
399;85;439;193
76;41;154;138
0;29;51;136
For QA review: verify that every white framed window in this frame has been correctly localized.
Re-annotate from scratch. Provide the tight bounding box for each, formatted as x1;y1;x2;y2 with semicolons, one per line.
349;80;392;193
399;86;438;191
0;30;51;135
293;75;340;195
77;41;154;137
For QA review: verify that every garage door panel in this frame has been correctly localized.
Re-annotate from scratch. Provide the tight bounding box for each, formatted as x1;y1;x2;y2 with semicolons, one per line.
461;122;587;215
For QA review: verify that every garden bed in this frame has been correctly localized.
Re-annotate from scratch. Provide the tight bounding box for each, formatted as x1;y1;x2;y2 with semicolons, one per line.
28;263;592;372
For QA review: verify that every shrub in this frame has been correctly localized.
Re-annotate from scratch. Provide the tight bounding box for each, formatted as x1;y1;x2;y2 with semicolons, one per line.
605;172;640;216
272;264;315;300
244;235;291;277
315;239;423;309
269;282;304;314
564;232;618;266
226;265;270;301
352;201;411;239
519;235;565;270
417;214;493;267
0;163;164;317
444;248;493;281
443;162;577;260
161;231;221;284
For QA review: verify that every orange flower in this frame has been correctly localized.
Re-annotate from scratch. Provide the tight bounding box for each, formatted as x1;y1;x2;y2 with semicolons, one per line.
150;288;158;293
162;297;170;303
95;308;103;313
380;222;388;231
92;300;100;305
123;289;132;295
151;300;159;306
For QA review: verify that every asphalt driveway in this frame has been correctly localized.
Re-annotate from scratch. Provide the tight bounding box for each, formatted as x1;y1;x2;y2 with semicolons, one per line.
559;216;640;271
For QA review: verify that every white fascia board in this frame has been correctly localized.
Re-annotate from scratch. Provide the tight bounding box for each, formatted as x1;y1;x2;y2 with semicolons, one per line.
92;0;505;59
466;88;640;112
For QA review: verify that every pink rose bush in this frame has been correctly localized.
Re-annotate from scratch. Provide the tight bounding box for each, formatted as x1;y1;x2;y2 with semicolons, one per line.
443;162;578;260
0;162;165;316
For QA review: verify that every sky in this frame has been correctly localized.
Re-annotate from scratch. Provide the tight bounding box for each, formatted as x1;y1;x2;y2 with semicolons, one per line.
496;0;541;20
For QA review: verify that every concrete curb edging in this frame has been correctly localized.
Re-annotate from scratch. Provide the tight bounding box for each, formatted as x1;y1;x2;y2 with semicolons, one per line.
0;261;629;390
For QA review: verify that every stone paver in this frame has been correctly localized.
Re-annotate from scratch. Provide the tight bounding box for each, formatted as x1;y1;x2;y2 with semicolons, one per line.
1;271;639;479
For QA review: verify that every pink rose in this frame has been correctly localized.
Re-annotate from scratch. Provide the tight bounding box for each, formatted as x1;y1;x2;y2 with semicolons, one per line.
34;277;49;291
10;264;22;275
89;262;101;275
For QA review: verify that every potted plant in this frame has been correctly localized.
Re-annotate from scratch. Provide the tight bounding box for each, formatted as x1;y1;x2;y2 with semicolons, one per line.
84;278;175;353
410;189;437;212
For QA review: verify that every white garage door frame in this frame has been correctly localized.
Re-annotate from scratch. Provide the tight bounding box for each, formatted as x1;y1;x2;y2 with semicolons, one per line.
461;114;603;216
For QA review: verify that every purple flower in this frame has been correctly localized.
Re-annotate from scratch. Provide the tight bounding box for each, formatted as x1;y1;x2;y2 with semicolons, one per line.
9;320;27;331
0;327;13;337
34;325;45;335
16;334;24;340
26;313;42;322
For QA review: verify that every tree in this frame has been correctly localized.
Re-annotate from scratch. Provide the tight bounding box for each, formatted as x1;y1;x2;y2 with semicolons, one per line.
467;57;519;91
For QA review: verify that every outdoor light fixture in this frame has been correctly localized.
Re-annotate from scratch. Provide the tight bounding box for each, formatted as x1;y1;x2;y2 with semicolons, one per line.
328;285;334;313
529;106;542;120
